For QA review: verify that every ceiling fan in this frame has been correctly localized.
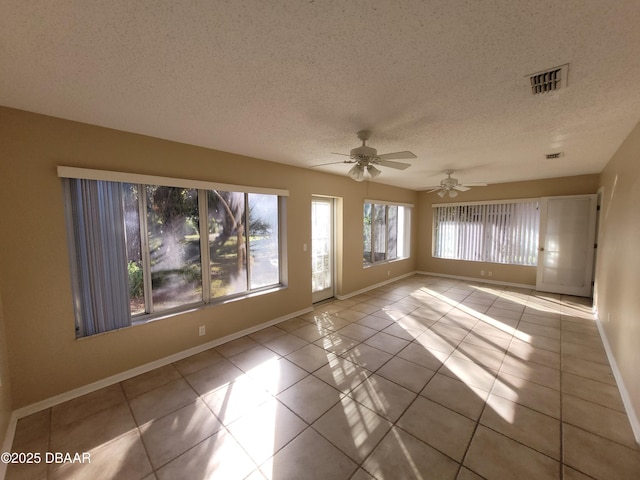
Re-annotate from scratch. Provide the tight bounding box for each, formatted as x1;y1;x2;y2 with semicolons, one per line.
426;170;488;197
314;130;416;182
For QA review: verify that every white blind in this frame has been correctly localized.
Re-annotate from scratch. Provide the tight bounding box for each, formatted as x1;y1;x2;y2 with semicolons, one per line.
433;200;539;266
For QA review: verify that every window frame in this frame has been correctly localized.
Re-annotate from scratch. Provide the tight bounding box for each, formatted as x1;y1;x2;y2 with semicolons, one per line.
363;199;412;267
60;167;288;336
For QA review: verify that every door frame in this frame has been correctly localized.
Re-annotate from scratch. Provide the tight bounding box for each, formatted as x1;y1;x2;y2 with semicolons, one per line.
311;196;336;303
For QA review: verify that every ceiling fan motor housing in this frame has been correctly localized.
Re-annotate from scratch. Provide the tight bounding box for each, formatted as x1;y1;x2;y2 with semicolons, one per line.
350;145;378;162
441;176;458;189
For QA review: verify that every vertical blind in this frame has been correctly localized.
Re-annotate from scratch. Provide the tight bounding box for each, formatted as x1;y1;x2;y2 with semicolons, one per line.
66;178;132;336
433;200;540;266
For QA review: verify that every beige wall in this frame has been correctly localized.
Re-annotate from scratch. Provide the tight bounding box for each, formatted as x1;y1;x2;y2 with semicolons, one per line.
595;120;640;430
417;175;600;285
0;290;12;447
0;107;417;408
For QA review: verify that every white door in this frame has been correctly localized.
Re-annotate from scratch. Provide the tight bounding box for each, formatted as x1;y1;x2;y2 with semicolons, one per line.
312;197;335;302
536;194;597;297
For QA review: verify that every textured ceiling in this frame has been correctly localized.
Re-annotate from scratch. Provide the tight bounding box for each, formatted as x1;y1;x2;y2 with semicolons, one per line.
2;1;640;190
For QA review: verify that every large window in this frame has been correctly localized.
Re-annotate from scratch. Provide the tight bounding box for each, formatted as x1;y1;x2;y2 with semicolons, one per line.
433;200;539;266
363;201;411;265
62;168;285;338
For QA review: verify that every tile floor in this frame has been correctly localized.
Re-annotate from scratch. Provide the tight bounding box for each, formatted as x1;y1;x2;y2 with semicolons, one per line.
6;275;640;479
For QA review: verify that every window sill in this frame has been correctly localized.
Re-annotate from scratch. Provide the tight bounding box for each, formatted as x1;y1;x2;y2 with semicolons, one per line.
132;284;287;325
363;257;410;269
77;284;287;340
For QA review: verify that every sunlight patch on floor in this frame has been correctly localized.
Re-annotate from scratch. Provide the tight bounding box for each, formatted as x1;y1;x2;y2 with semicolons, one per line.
339;396;385;451
402;289;524;424
246;357;282;392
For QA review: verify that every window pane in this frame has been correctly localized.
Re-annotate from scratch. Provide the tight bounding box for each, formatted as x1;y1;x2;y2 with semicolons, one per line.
208;191;247;298
373;204;387;262
364;202;411;265
123;183;145;315
146;186;202;311
397;206;409;259
387;205;398;260
312;200;332;292
248;194;279;288
363;203;372;264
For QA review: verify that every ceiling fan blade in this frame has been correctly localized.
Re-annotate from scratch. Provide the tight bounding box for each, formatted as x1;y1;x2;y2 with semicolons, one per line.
453;185;471;192
378;151;417;160
424;187;442;192
331;152;351;156
377;159;411;170
311;160;353;167
461;183;488;187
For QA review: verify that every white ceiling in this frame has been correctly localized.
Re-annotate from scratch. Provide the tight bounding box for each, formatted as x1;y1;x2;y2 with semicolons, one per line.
2;1;640;190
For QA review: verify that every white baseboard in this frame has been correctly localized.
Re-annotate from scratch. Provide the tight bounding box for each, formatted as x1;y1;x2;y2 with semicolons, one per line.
335;271;417;300
594;313;640;444
417;271;536;290
335;270;535;302
1;305;313;463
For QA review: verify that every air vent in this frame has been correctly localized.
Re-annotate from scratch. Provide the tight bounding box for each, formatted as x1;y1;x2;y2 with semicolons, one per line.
545;152;564;159
528;64;569;95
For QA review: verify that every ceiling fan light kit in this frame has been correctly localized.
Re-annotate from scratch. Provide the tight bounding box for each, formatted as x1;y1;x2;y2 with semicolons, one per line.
437;189;458;198
348;163;365;181
347;163;382;182
367;164;381;178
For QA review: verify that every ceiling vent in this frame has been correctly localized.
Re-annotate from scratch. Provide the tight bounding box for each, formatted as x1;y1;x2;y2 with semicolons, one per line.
528;64;569;94
545;152;564;159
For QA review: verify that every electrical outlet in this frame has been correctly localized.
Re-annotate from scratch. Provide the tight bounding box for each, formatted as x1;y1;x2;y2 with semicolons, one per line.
488;271;493;277
387;270;391;277
199;325;206;336
481;270;485;276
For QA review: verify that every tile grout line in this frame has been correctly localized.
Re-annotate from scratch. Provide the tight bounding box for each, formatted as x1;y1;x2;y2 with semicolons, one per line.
459;293;571;477
120;381;156;478
456;291;503;479
560;311;567;480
